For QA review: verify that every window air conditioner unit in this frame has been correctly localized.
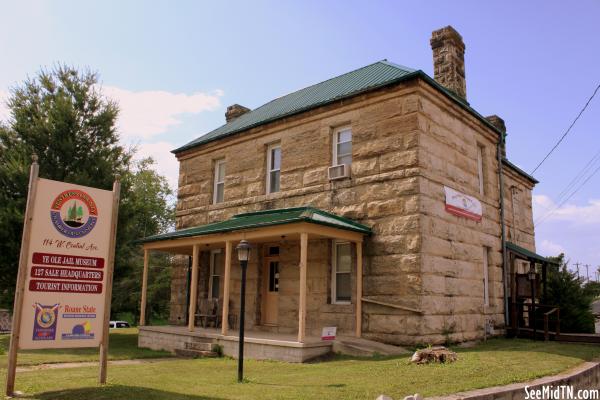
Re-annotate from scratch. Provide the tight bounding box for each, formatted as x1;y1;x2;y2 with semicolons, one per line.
328;164;349;180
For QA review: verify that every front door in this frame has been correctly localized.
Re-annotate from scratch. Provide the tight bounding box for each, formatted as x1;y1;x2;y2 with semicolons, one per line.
261;256;279;326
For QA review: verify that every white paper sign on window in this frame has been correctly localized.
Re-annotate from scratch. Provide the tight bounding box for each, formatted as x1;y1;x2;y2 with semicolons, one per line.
444;186;482;222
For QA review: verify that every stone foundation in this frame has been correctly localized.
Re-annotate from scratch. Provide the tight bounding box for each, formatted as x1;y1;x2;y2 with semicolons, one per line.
139;325;331;363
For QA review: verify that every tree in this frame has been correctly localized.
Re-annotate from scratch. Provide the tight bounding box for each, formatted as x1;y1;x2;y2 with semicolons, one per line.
0;66;174;323
545;254;596;333
111;158;174;323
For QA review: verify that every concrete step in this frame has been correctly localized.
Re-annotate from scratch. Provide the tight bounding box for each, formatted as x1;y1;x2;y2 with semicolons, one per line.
185;341;213;351
175;348;218;358
333;337;410;357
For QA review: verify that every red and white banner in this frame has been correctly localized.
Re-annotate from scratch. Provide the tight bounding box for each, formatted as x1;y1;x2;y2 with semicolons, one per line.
321;326;337;341
444;186;482;222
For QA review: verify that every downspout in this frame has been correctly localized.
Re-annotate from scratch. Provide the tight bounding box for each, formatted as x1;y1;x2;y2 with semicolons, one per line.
497;136;509;328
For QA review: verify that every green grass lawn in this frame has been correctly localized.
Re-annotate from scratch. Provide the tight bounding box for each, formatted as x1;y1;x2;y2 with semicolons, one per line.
0;328;170;369
1;333;599;400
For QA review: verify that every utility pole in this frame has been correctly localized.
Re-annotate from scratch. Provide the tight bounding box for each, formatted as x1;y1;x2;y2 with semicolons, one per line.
584;264;590;282
574;262;580;278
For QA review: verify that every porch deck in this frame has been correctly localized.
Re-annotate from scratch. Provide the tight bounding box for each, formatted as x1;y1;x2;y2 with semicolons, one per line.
138;325;333;362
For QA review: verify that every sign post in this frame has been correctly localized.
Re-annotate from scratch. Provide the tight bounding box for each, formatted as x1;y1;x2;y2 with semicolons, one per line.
99;177;120;384
5;155;39;397
5;156;120;397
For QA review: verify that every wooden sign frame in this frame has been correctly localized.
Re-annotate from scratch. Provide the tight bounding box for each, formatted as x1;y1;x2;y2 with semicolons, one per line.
5;156;121;396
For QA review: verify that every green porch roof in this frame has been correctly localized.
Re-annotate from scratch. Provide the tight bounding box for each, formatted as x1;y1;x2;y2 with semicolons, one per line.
506;242;556;264
139;207;372;244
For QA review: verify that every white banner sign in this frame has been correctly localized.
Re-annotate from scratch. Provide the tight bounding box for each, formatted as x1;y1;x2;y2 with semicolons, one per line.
321;326;337;341
18;178;115;349
444;186;482;222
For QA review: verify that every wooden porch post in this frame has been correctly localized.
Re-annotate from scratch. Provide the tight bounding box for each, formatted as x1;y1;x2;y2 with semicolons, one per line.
298;232;308;343
140;249;149;326
510;253;517;332
355;241;363;338
222;240;232;335
188;244;200;331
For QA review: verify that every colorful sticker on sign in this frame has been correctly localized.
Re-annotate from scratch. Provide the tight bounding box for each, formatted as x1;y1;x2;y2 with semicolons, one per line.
32;303;59;341
62;321;95;340
50;189;98;238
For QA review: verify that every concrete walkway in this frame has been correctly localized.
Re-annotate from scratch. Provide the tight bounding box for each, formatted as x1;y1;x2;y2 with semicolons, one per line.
16;357;176;372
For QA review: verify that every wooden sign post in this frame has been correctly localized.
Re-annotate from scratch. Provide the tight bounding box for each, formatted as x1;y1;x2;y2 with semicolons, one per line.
5;156;120;397
5;156;40;397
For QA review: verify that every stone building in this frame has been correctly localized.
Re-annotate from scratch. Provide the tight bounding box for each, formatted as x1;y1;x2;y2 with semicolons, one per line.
138;26;549;359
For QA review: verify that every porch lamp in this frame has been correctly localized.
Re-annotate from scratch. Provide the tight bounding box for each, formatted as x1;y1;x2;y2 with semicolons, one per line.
236;239;251;383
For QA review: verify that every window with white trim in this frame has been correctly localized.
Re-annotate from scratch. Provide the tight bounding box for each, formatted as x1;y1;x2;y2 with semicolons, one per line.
209;249;223;300
477;144;485;195
333;127;352;168
266;143;281;194
332;241;352;303
483;246;490;307
213;159;226;204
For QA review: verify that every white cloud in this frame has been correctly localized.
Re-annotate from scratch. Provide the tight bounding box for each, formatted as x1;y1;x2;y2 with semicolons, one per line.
533;194;600;225
133;141;180;191
101;85;223;140
538;239;566;256
0;89;10;122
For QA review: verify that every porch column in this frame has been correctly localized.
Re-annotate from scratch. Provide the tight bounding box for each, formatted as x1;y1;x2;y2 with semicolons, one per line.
298;232;308;343
140;249;149;326
188;244;200;331
355;241;363;338
221;240;232;335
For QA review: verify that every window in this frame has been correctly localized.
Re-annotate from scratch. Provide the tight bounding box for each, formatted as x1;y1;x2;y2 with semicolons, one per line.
332;241;352;303
268;261;279;292
483;246;490;307
333;127;352;167
266;143;281;194
477;144;485;195
213;159;226;204
209;250;223;299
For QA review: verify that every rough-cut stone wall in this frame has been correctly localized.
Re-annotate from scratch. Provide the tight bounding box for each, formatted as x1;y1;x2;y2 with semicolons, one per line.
416;81;535;343
503;169;536;251
172;81;424;344
169;77;536;346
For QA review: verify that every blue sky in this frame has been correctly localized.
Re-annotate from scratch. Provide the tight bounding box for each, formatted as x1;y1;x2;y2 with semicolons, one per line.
1;1;599;273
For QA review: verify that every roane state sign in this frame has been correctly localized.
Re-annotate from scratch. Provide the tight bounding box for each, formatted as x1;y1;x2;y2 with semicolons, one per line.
18;179;115;349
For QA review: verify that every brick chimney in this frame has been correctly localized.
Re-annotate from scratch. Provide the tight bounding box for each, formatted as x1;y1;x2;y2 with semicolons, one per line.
225;104;250;122
430;26;467;100
485;115;507;157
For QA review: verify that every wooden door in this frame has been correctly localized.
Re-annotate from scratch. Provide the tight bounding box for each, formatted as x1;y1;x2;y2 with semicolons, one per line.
261;256;280;326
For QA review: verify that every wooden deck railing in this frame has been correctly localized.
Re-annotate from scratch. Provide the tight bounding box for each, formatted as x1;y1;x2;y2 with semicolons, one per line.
516;303;560;341
543;307;560;341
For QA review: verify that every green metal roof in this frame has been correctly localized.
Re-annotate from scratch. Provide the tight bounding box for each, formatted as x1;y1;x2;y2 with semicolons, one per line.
139;207;371;244
172;59;536;185
506;242;556;264
173;60;419;153
502;158;539;184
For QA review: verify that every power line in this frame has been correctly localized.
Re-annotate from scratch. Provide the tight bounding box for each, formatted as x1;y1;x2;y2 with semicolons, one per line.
535;160;600;226
530;83;600;175
554;147;600;203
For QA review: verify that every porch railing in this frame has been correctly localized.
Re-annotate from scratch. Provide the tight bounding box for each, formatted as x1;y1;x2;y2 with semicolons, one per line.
515;303;560;341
